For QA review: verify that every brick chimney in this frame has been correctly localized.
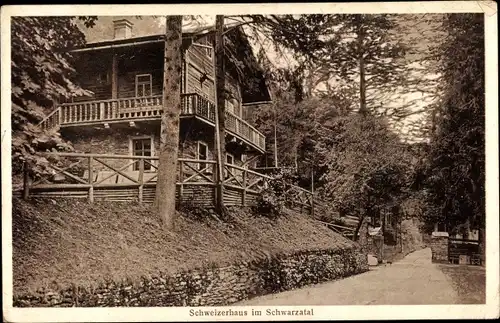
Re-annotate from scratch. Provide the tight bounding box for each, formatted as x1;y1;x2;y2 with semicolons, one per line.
113;19;133;39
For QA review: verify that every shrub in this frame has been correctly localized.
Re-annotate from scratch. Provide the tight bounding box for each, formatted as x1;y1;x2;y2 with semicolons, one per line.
254;185;287;219
253;167;299;219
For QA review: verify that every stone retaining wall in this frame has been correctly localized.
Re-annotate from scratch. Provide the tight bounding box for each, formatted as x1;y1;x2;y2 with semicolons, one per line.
14;246;368;307
430;232;449;263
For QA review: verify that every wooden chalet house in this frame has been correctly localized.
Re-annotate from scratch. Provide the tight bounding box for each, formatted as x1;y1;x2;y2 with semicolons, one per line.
41;19;270;164
32;19;313;211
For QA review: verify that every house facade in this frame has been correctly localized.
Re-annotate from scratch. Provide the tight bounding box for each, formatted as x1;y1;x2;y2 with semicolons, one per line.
40;19;271;174
30;19;316;212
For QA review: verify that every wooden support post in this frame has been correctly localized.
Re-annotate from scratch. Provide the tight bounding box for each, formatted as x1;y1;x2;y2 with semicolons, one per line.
138;159;144;204
242;168;247;206
112;53;118;100
88;157;94;203
23;161;30;200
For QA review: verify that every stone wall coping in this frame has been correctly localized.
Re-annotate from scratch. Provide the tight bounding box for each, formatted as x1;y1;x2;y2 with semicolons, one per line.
432;231;449;237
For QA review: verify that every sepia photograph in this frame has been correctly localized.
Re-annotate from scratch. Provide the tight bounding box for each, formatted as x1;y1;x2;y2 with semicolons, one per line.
1;2;498;321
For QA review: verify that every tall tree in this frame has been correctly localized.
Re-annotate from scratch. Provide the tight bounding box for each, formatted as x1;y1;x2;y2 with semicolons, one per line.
156;16;183;229
423;14;485;262
213;15;226;213
11;17;96;178
313;14;407;116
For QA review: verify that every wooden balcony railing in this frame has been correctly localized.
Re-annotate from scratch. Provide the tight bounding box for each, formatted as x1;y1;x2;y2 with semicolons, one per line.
39;93;265;151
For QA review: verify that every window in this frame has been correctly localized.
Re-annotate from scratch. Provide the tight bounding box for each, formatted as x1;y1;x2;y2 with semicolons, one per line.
197;142;208;170
97;72;109;85
135;74;152;97
132;137;153;171
201;37;213;58
226;153;234;165
226;100;235;115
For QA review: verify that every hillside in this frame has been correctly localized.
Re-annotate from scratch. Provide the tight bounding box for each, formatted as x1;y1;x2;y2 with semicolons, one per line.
12;197;355;296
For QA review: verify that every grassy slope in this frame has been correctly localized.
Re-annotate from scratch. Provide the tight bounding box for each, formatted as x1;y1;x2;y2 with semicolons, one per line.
438;264;486;304
12;197;354;295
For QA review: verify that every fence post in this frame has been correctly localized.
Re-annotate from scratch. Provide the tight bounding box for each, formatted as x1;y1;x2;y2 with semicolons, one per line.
310;193;315;217
179;160;184;200
211;162;216;208
138;159;144;204
300;190;304;213
88;157;94;203
242;168;247;206
23;161;30;200
58;107;62;126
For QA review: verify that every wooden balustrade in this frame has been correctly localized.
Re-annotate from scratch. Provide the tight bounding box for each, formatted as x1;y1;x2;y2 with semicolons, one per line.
24;153;313;212
39;93;265;151
39;108;61;131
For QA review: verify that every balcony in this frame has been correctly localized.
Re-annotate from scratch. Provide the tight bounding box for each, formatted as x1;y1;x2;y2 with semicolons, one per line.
39;93;266;152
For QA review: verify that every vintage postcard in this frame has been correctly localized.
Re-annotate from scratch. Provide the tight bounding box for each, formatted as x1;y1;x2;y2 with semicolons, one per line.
1;2;498;322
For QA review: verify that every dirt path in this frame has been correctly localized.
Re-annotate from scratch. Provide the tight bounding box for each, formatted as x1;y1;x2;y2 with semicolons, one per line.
236;248;461;305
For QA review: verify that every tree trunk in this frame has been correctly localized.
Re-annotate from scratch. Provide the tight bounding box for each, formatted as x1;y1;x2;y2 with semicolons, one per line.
155;16;183;230
353;214;366;242
357;19;367;116
359;56;367;115
273;105;279;168
214;15;226;213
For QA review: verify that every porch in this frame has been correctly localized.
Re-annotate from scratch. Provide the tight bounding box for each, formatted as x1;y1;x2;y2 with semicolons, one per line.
39;93;266;152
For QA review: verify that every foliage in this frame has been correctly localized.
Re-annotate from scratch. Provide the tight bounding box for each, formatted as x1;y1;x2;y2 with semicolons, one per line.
253;168;298;219
250;15;408;115
11;16;96;177
251;79;354;188
311;15;410;116
317;115;416;227
421;14;485;235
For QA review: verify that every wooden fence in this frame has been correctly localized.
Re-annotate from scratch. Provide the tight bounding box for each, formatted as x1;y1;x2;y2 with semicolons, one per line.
448;238;482;265
23;153;314;213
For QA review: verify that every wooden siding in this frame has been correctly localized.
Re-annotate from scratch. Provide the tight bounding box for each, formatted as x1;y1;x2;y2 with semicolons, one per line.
186;41;215;103
117;50;164;98
73;52;113;102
